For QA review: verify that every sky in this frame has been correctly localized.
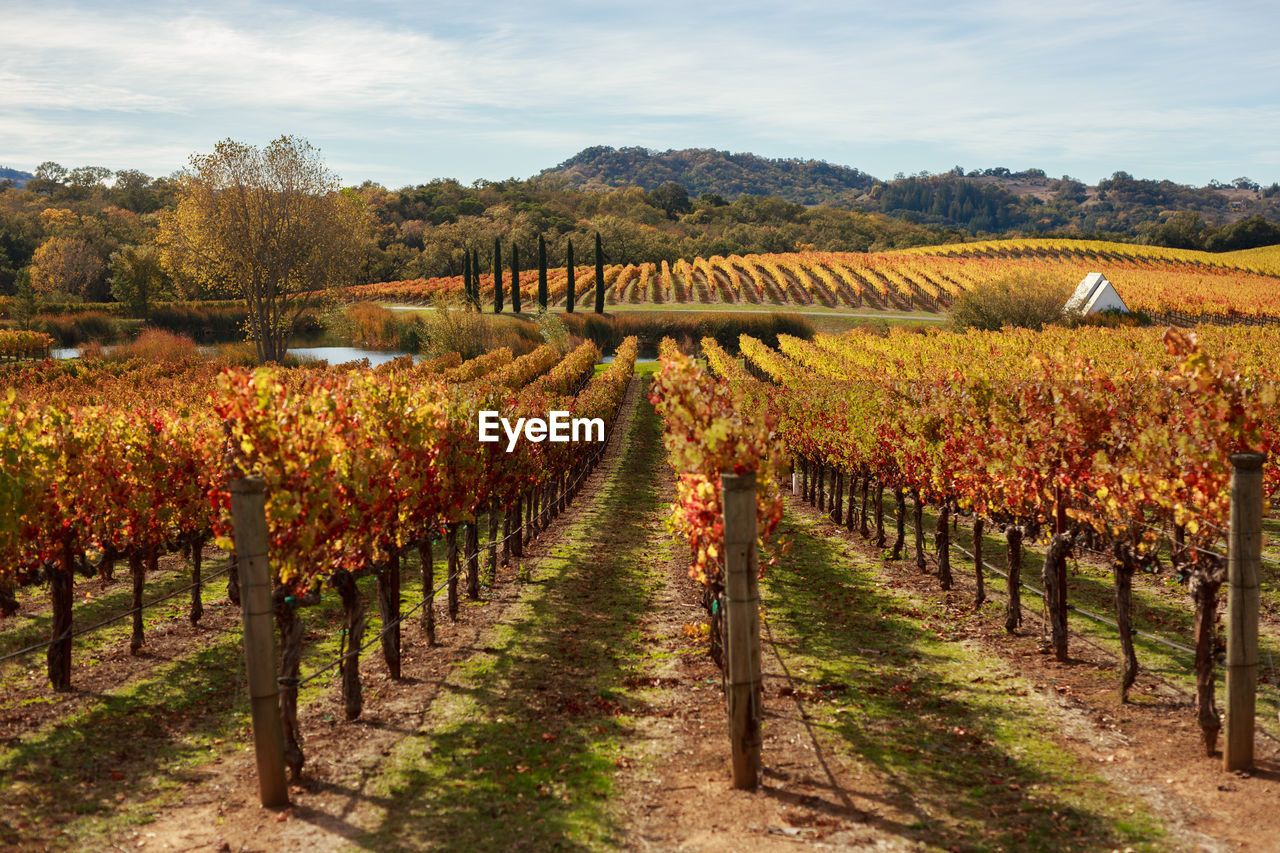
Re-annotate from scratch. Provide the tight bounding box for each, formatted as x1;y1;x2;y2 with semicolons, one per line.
2;0;1278;189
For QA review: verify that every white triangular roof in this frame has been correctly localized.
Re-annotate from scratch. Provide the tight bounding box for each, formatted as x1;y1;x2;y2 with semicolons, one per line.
1065;272;1129;314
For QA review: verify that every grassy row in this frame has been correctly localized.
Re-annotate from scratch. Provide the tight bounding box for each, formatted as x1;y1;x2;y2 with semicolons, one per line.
362;371;664;850
0;547;462;849
847;489;1280;739
762;503;1169;850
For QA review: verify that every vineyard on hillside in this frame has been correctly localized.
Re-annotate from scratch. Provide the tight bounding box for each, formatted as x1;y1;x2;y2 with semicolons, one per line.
346;238;1280;321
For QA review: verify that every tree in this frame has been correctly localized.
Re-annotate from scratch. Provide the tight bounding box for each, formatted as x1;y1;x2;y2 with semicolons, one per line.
1144;211;1206;250
109;244;168;317
29;236;105;299
0;211;39;295
492;236;503;313
463;249;474;310
27;162;67;195
510;242;521;314
565;237;575;313
11;270;39;330
648;181;691;218
1204;215;1280;252
951;270;1073;331
537;233;548;310
594;232;605;314
111;169;163;213
157;136;371;363
65;166;112;200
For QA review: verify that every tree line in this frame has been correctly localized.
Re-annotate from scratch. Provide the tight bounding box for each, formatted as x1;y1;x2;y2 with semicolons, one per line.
0;160;956;310
3;151;1280;315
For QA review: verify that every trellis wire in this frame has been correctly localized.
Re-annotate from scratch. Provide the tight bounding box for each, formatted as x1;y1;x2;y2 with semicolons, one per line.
0;561;233;666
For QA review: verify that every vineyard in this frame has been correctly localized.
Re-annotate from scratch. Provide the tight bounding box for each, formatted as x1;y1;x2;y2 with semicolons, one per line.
345;238;1280;321
4;317;1280;849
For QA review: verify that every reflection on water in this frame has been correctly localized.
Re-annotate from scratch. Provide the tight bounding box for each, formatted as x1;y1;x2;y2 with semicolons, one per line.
52;345;414;366
283;347;415;366
52;344;648;368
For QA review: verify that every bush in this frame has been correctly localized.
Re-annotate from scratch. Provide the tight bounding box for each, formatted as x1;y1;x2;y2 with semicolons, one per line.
420;298;496;360
535;309;571;353
37;311;127;345
146;303;249;342
107;329;200;362
1069;308;1152;328
951;271;1074;332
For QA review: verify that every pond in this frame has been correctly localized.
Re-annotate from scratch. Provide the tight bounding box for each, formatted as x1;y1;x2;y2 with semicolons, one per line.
51;345;651;367
287;346;416;366
52;345;415;366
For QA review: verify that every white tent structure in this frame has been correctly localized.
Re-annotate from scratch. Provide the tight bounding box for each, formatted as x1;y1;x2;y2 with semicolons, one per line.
1065;272;1129;315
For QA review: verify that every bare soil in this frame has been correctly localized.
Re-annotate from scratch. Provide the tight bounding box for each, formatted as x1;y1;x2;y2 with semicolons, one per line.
8;380;1278;852
613;505;920;851
789;496;1280;852
121;379;648;852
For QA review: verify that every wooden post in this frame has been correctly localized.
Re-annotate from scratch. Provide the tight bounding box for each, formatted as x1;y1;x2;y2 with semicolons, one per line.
228;477;289;809
721;471;762;790
1224;451;1264;772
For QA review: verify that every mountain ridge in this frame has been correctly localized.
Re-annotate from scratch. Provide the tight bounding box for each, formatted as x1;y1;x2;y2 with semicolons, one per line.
539;146;1280;239
0;167;33;188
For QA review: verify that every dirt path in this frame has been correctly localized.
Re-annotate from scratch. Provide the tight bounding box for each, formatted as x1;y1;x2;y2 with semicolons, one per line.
14;377;1266;852
784;492;1280;851
607;389;918;851
613;523;920;851
82;380;649;852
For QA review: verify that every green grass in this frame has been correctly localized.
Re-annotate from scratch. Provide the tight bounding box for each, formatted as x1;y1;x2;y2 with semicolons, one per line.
363;375;666;852
380;303;945;337
762;505;1171;851
876;493;1280;735
0;549;455;849
1262;515;1280;617
0;612;248;847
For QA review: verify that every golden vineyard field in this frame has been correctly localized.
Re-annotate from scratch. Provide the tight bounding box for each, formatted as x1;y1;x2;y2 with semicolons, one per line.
346;238;1280;320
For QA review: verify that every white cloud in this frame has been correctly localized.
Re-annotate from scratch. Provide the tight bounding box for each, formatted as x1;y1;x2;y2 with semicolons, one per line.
0;0;1276;185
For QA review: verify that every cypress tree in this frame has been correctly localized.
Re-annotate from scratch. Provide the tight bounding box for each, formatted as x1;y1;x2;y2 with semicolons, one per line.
511;243;521;314
565;238;575;313
594;232;605;314
537;234;548;310
492;236;503;313
463;250;473;310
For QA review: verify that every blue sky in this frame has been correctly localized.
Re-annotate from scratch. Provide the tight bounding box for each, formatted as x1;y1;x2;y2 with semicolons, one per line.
2;0;1277;188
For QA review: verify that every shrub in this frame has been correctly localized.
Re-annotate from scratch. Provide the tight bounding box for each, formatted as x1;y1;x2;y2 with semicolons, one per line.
146;303;249;342
37;311;126;345
951;270;1074;332
420;297;495;360
107;329;200;362
535;308;571;353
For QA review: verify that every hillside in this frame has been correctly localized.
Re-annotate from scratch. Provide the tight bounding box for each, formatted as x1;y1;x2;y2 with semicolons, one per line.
0;167;32;189
541;146;876;205
348;238;1280;322
542;147;1280;244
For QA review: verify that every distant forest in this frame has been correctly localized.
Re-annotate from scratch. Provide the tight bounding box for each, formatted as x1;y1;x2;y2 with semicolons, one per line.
1;147;1278;303
544;147;1280;247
